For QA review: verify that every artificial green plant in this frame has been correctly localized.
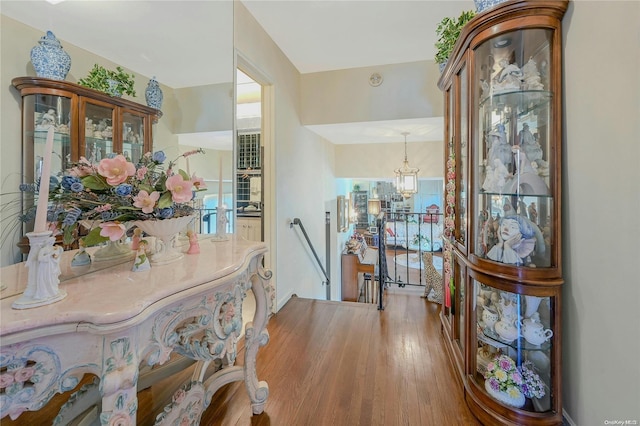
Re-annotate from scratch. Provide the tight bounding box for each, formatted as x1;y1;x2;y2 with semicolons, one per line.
78;64;136;97
434;10;476;67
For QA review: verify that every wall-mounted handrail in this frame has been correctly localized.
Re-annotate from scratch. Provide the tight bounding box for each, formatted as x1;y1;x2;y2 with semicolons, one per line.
291;216;330;299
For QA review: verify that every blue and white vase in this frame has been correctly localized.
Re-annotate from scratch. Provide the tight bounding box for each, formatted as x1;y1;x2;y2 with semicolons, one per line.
106;79;122;97
145;76;163;110
30;30;71;81
474;0;509;13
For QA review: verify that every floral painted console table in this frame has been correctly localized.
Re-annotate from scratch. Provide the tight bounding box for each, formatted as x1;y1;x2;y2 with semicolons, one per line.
0;236;273;424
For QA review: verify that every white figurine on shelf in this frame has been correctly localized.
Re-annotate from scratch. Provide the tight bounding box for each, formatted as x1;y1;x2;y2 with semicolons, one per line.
519;123;543;164
522;57;544;90
528;202;539;225
487;124;512;170
492;58;523;93
132;240;151;272
482;158;511;193
503;146;550;195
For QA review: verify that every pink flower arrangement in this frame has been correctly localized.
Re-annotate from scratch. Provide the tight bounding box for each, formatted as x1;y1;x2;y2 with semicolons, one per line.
48;149;206;246
485;355;524;400
485;355;547;402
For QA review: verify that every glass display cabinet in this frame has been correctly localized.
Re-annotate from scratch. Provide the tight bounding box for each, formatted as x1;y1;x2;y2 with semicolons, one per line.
437;1;568;424
12;77;161;240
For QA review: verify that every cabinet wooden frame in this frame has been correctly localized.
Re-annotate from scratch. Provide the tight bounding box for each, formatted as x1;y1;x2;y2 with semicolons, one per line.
12;77;161;241
437;2;568;425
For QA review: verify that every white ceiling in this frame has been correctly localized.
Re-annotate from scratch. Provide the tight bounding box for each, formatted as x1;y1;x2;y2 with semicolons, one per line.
1;0;476;146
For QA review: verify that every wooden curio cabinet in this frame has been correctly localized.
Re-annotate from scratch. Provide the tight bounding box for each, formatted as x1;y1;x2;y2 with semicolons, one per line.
437;2;568;425
12;77;161;238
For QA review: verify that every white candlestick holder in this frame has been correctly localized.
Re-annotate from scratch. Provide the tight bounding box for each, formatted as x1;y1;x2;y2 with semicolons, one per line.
12;231;67;309
211;206;229;242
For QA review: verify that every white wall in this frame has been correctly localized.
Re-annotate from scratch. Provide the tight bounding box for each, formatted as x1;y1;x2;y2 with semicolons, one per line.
335;140;443;179
301;60;443;125
561;1;639;423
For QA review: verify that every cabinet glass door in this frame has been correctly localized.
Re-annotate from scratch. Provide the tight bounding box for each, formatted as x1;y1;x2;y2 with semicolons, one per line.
81;99;115;164
473;28;555;268
473;280;554;413
25;94;74;182
456;64;468;250
122;110;146;163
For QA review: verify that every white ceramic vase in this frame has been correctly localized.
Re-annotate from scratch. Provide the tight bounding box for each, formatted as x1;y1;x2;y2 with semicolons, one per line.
131;215;194;265
524;295;543;318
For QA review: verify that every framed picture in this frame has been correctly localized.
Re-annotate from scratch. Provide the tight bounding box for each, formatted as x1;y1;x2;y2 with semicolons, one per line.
337;195;348;232
368;226;378;234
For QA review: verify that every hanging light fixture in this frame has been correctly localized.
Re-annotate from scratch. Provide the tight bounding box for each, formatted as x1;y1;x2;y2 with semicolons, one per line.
394;132;419;198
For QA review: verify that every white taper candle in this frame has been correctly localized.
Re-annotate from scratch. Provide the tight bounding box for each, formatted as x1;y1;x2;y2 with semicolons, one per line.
218;156;223;208
34;126;54;232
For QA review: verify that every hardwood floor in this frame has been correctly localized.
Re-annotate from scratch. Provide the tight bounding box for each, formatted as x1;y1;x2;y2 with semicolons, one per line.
197;286;479;425
4;287;480;425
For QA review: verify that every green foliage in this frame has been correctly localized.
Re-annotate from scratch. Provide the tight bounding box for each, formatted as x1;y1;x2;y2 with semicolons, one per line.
434;10;476;66
78;64;136;97
82;227;109;247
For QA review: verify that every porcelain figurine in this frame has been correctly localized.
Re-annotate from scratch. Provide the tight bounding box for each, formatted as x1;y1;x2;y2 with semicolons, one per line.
186;230;200;254
71;240;91;267
132;240;151;272
522;57;544;90
528;202;539;225
487;216;537;266
503;145;550;195
492;58;523;93
487;124;512;171
131;228;142;251
519;123;543;164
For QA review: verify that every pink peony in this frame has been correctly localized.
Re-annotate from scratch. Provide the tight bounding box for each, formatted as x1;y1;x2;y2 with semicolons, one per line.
133;190;160;214
165;174;193;203
99;222;126;241
97;155;135;186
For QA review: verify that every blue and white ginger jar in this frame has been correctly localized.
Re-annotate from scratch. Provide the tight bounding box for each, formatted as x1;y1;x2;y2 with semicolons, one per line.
474;0;509;13
145;77;163;110
30;31;71;80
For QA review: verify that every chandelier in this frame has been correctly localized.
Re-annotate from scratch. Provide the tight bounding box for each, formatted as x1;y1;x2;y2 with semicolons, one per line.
394;132;419;198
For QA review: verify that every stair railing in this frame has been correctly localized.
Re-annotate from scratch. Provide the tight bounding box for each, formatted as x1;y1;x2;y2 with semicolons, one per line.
290;214;331;300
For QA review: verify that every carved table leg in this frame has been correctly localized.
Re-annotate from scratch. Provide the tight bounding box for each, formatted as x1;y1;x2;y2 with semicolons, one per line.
243;265;272;414
98;337;139;425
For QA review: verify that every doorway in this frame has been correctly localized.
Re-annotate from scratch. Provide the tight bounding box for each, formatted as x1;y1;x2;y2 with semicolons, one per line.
236;69;263;242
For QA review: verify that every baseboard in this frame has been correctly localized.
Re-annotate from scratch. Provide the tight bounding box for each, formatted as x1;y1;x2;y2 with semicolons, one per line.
563;408;577;426
276;289;294;312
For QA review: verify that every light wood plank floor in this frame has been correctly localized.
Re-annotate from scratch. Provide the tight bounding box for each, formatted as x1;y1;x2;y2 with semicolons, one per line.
4;287;480;425
197;286;480;425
